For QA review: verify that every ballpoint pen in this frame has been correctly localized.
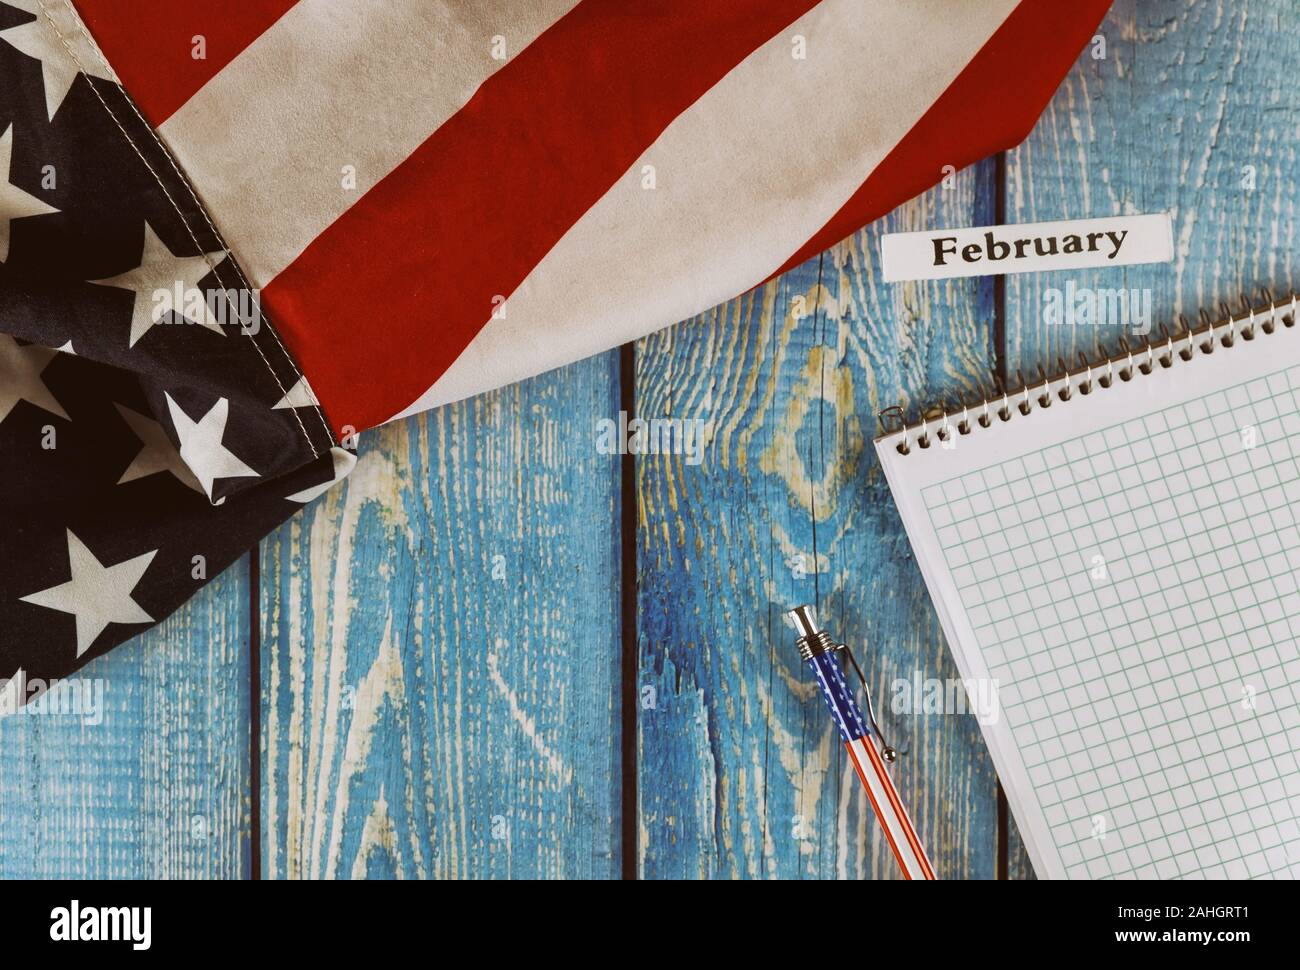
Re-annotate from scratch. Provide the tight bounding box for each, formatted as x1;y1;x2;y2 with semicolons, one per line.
787;604;937;880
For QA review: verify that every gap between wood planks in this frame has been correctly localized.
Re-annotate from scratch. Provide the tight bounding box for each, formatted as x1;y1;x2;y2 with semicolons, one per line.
619;342;639;880
992;151;1010;881
249;548;261;881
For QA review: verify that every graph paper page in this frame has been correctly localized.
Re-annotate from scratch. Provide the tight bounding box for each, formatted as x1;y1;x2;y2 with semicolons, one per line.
876;311;1300;879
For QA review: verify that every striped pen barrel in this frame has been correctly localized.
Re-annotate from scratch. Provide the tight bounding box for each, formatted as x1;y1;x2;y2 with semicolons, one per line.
788;605;937;880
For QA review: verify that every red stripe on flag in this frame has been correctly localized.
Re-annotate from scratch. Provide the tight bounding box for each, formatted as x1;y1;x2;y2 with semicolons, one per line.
768;0;1113;280
261;0;821;435
72;0;299;124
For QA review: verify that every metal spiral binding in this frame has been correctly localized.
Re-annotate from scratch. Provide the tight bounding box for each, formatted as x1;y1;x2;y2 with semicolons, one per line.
879;289;1297;455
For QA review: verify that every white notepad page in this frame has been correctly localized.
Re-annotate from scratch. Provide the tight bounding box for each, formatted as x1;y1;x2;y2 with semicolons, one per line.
876;303;1300;879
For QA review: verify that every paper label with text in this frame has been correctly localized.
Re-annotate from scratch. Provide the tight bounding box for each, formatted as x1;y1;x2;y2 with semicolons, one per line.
880;212;1174;282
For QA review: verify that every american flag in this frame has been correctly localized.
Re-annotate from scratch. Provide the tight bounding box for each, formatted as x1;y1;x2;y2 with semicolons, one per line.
0;0;1108;706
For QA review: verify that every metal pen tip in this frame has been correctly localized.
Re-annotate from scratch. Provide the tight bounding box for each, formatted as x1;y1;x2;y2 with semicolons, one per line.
786;603;821;640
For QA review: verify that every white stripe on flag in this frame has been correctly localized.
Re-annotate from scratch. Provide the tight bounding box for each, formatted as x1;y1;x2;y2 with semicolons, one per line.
392;0;1016;419
159;0;579;288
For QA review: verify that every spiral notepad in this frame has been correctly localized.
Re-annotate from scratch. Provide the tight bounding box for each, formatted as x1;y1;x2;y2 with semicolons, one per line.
876;293;1300;880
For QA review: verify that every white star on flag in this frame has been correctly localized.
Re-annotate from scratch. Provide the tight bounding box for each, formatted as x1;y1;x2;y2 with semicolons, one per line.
114;403;205;494
0;1;114;121
165;393;259;501
90;222;227;348
0;122;59;262
272;376;319;410
20;530;157;657
0;333;68;422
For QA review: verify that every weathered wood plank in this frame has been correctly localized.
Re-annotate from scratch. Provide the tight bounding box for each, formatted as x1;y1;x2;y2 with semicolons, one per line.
0;564;250;878
636;161;1003;878
260;355;622;879
1001;0;1300;877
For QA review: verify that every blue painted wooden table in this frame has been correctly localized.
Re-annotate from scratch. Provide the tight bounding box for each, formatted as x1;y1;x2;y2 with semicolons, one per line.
2;0;1297;879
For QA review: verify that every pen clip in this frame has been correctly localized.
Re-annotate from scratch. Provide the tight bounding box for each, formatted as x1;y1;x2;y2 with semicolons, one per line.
835;642;898;763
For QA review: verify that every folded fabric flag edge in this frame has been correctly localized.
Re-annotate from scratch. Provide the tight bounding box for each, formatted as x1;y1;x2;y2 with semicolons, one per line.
0;0;353;709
